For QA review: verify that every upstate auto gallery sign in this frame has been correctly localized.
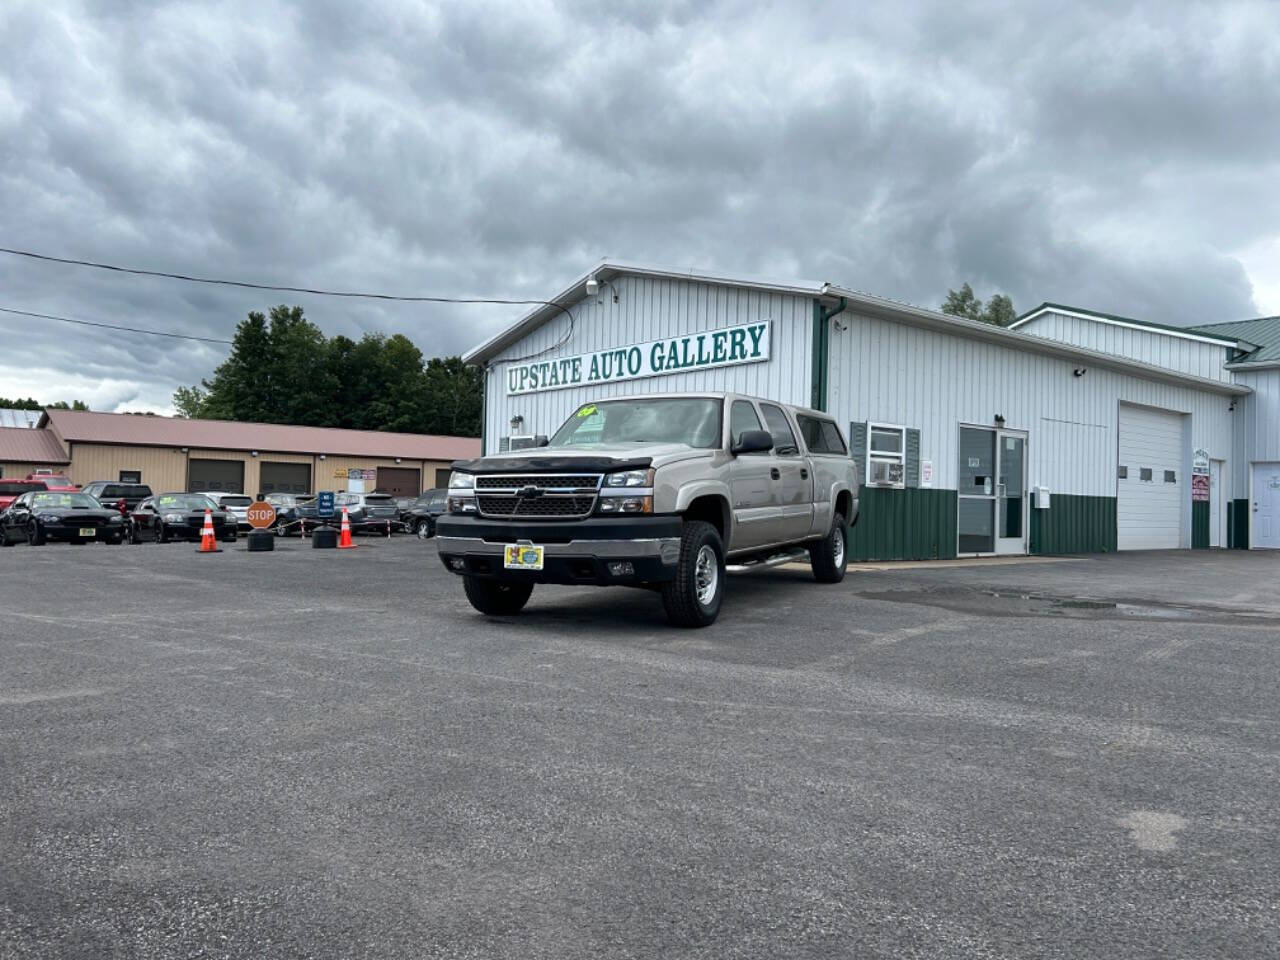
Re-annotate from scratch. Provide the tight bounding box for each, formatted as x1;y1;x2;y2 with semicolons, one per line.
506;320;771;395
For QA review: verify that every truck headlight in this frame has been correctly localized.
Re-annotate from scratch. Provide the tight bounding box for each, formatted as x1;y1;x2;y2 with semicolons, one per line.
604;469;654;487
450;473;476;491
449;496;478;514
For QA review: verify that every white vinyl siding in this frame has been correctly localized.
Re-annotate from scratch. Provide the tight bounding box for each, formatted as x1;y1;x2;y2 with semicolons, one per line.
1117;404;1185;550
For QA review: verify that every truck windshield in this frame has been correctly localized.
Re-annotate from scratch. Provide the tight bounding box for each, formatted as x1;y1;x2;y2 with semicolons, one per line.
549;398;722;449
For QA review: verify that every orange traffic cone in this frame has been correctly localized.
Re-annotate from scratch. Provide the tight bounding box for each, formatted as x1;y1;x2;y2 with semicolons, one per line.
337;506;358;549
196;508;222;553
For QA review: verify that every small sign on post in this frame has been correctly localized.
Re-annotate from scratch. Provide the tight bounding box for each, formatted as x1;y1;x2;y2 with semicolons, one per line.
318;491;335;518
1193;448;1210;476
1192;474;1210;502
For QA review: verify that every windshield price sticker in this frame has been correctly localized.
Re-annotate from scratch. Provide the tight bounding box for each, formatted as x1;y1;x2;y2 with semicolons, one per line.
506;321;771;395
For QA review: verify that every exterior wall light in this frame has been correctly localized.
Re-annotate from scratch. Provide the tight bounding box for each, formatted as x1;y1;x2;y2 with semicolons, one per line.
994;415;1006;427
180;447;189;453
319;454;326;461
395;457;402;464
510;414;524;435
251;450;258;457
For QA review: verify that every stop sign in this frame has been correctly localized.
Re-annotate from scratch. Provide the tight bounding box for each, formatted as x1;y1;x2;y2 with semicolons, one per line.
246;500;277;529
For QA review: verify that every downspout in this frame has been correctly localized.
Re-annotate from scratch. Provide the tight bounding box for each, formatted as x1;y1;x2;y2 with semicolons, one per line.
810;294;847;411
480;364;489;456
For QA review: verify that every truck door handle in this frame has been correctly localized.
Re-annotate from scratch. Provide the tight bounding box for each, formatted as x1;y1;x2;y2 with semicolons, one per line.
770;468;781;480
800;468;809;479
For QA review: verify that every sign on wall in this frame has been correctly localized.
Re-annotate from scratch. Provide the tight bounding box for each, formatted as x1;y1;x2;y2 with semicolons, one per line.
505;321;771;395
1192;448;1210;476
347;468;376;481
1192;474;1210;502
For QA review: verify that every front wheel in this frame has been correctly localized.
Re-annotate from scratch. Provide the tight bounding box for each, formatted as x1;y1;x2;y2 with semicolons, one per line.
28;522;46;546
155;522;170;544
809;511;848;583
463;576;534;616
416;519;433;540
660;521;725;628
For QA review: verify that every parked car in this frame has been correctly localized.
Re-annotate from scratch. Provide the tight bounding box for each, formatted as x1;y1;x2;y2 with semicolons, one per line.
0;480;45;513
129;493;237;543
0;490;127;545
202;492;253;530
264;493;311;536
295;492;401;532
403;489;449;539
23;472;79;491
80;481;154;514
436;392;858;627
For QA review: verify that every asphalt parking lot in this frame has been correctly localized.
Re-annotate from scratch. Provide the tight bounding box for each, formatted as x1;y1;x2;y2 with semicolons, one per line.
2;537;1279;959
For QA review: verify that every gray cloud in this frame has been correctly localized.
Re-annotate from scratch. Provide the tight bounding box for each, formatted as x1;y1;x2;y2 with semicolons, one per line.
1;0;1277;413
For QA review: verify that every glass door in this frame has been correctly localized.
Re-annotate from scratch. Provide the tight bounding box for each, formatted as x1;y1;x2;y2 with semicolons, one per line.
958;427;997;554
996;432;1027;555
957;426;1028;556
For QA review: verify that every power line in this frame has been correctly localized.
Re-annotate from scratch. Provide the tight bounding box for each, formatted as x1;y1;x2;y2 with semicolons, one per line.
0;245;576;359
0;305;233;345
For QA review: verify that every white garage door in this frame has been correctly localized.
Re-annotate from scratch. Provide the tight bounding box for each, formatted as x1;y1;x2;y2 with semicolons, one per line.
1117;404;1184;550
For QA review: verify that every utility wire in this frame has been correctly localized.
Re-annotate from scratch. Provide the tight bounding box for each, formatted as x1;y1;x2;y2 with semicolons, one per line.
0;305;233;345
0;245;576;359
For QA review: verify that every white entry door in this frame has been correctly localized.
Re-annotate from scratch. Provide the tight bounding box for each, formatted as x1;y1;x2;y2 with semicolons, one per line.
1251;462;1280;549
1117;404;1184;550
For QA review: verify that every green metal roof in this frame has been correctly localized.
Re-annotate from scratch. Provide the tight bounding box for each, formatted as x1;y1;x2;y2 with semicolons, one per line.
1189;316;1280;365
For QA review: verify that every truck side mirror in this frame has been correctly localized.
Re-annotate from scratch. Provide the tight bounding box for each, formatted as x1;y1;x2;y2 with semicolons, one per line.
535;435;550;447
732;429;774;456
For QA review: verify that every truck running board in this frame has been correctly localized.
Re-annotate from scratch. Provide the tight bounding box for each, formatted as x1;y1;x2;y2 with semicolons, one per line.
726;549;809;573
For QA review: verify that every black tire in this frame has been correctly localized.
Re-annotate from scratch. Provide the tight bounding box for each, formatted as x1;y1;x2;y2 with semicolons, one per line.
28;522;45;546
129;523;144;544
809;511;848;583
660;520;725;628
0;531;10;547
221;531;237;543
416;519;433;540
155;522;170;544
107;534;123;545
463;576;534;616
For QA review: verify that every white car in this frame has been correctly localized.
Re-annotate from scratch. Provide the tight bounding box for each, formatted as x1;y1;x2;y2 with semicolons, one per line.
201;492;253;530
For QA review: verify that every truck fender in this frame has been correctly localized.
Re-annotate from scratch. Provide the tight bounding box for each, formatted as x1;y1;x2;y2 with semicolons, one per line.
672;480;733;540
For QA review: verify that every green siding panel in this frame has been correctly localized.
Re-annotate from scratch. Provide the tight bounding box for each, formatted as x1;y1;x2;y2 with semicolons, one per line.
1228;499;1250;549
849;486;957;561
1029;494;1117;555
1191;501;1210;549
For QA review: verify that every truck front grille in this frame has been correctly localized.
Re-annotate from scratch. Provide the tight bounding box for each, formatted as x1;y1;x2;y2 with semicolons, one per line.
474;473;603;519
477;495;597;518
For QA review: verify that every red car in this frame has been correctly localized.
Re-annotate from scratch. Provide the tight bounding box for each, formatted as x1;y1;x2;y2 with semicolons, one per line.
24;472;79;491
0;481;45;513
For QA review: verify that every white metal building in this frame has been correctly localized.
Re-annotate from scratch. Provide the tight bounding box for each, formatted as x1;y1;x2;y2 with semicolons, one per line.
464;262;1251;560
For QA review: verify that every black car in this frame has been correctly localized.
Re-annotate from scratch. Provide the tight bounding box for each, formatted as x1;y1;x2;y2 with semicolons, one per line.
129;493;237;544
0;490;128;545
264;493;311;536
81;481;154;514
403;488;449;539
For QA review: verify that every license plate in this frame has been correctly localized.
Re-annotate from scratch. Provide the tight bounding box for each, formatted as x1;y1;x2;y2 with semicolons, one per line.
79;528;95;537
504;543;544;570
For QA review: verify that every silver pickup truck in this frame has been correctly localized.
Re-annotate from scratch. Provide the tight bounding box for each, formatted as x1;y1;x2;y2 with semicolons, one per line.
436;392;858;627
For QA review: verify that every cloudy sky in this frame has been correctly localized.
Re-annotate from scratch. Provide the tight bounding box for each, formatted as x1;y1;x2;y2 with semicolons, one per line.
2;0;1278;413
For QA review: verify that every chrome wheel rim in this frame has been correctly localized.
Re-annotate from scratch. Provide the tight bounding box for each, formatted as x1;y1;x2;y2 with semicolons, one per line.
694;544;718;606
417;521;430;539
834;527;845;567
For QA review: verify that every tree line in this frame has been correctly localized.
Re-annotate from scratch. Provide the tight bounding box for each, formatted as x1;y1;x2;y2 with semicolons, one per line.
941;282;1016;326
173;305;483;437
0;398;90;411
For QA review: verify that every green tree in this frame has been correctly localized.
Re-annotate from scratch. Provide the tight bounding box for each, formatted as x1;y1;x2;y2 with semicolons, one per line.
0;397;42;409
942;283;1016;326
173;304;481;436
46;400;90;410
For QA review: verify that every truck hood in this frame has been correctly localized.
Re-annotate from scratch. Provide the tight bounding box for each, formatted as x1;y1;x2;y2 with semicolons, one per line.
453;442;711;474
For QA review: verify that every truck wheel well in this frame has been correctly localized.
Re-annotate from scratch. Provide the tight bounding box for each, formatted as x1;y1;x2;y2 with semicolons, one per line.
835;490;853;524
682;495;729;540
